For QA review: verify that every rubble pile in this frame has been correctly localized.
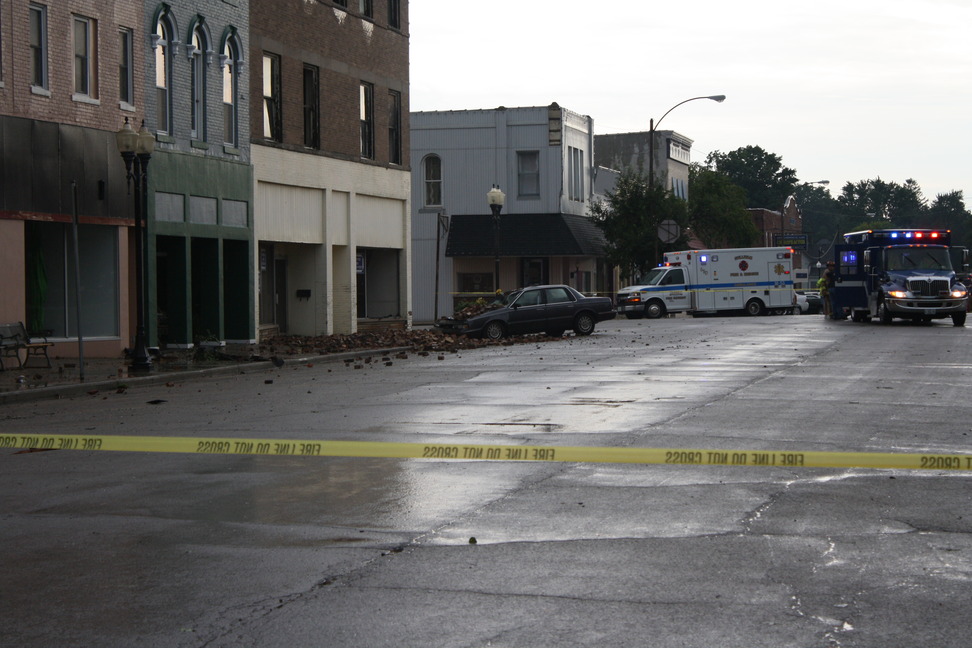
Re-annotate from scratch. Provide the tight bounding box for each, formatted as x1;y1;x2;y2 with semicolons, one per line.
257;325;558;359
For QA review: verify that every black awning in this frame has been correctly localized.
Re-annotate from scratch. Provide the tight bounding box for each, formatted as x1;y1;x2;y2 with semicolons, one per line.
445;213;606;257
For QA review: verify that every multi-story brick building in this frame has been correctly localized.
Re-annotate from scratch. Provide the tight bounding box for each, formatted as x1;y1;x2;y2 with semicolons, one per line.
145;0;253;350
250;0;410;337
0;1;253;363
0;1;145;359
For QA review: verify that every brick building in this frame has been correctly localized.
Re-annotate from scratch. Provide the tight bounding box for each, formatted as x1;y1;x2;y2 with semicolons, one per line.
0;1;145;359
250;0;410;337
0;1;253;361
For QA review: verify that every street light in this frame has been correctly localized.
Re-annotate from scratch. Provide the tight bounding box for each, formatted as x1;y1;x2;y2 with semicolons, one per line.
648;94;725;188
487;185;505;293
116;117;155;372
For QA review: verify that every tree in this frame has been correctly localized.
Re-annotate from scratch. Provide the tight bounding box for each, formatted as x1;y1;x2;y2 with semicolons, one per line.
589;168;687;282
836;178;926;227
705;146;798;209
687;164;759;248
925;191;972;248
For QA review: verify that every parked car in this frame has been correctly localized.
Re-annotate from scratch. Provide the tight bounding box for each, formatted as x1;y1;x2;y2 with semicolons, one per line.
794;290;822;314
442;285;616;340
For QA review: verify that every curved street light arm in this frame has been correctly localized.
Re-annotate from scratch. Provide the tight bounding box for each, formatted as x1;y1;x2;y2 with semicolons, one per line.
653;94;726;132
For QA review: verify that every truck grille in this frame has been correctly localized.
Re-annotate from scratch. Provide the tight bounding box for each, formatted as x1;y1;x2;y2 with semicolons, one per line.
907;278;950;297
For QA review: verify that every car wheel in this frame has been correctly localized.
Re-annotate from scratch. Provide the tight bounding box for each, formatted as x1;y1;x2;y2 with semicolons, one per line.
745;299;765;316
483;320;505;340
645;301;666;319
878;300;892;324
573;313;596;335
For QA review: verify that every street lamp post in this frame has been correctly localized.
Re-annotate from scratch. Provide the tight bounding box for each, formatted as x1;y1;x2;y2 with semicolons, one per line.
648;94;725;189
116;118;155;372
487;185;505;293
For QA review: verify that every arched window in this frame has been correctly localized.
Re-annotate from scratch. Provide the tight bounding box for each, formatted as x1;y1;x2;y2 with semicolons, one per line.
221;33;241;147
188;19;209;140
153;11;175;134
424;155;442;207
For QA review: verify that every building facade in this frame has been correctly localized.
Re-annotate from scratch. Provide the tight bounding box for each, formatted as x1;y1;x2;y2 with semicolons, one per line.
250;0;410;338
594;130;694;199
0;2;132;358
411;103;610;323
146;0;254;349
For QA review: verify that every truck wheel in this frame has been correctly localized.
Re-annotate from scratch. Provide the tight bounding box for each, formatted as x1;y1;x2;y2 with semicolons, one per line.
952;312;966;327
573;313;596;335
645;301;666;319
877;300;893;324
483;320;505;340
745;299;765;316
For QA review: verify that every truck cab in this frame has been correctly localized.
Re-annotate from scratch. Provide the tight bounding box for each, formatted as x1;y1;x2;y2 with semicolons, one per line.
834;229;968;326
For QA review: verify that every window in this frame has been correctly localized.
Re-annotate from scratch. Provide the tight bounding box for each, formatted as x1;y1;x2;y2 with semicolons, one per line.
545;287;574;304
424;155;442;206
568;146;584;202
388;90;401;165
73;15;97;98
303;64;320;149
388;0;401;29
29;4;48;89
263;53;282;141
360;0;373;18
222;39;240;146
190;26;206;140
154;13;174;134
333;0;348;6
118;28;134;106
359;82;374;159
517;151;540;197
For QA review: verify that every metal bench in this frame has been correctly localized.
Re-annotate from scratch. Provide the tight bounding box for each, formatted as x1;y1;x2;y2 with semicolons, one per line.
0;322;53;370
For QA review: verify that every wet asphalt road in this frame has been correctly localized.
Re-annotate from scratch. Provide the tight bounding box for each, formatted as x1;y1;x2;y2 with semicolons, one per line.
2;315;972;647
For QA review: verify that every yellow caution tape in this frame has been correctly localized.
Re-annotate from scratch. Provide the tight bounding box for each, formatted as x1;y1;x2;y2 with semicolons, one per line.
3;434;972;471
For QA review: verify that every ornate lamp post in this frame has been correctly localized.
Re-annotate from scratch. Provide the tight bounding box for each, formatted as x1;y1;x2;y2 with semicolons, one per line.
116;118;155;372
487;185;505;293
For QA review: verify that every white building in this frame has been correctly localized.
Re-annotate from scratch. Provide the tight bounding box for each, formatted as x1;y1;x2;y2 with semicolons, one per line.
411;103;613;323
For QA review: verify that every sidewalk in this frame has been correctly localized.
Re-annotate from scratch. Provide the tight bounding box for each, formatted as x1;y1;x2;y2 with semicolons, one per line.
0;345;409;405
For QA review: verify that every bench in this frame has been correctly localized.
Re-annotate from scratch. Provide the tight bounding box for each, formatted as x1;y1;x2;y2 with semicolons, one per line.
0;322;53;370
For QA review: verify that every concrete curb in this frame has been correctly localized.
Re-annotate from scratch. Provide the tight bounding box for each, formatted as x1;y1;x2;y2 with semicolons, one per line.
0;347;413;405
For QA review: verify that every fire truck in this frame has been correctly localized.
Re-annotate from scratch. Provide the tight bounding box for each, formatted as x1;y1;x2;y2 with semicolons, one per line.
615;247;795;318
832;229;968;326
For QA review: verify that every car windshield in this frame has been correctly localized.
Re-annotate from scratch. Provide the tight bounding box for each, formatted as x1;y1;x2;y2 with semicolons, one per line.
885;247;951;271
633;268;667;286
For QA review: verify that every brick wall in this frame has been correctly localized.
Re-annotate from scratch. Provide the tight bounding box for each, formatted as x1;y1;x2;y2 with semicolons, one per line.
0;1;141;131
249;0;409;170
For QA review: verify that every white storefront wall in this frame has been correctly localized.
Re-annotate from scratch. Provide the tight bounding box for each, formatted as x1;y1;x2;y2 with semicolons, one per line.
253;145;411;337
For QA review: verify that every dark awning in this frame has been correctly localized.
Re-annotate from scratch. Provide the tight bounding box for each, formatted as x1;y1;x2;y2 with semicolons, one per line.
445;213;606;257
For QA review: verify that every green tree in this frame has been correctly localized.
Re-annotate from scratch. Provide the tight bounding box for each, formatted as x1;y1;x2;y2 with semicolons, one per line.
589;168;687;282
687;163;759;248
836;178;926;227
705;146;798;209
925;191;972;248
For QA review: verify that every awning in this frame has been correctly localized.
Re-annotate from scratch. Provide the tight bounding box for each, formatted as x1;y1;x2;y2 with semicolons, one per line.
445;213;607;257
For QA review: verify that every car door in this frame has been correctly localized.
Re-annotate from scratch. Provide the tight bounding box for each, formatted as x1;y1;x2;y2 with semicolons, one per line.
542;286;575;331
507;287;546;334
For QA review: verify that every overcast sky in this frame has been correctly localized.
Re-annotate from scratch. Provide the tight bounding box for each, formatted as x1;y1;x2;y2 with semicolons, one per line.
409;0;971;203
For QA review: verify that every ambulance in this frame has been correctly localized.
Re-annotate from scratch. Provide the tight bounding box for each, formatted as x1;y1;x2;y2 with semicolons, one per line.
615;247;795;318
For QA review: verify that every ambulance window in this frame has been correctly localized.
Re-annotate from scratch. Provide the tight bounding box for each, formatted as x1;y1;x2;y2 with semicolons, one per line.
662;269;685;285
